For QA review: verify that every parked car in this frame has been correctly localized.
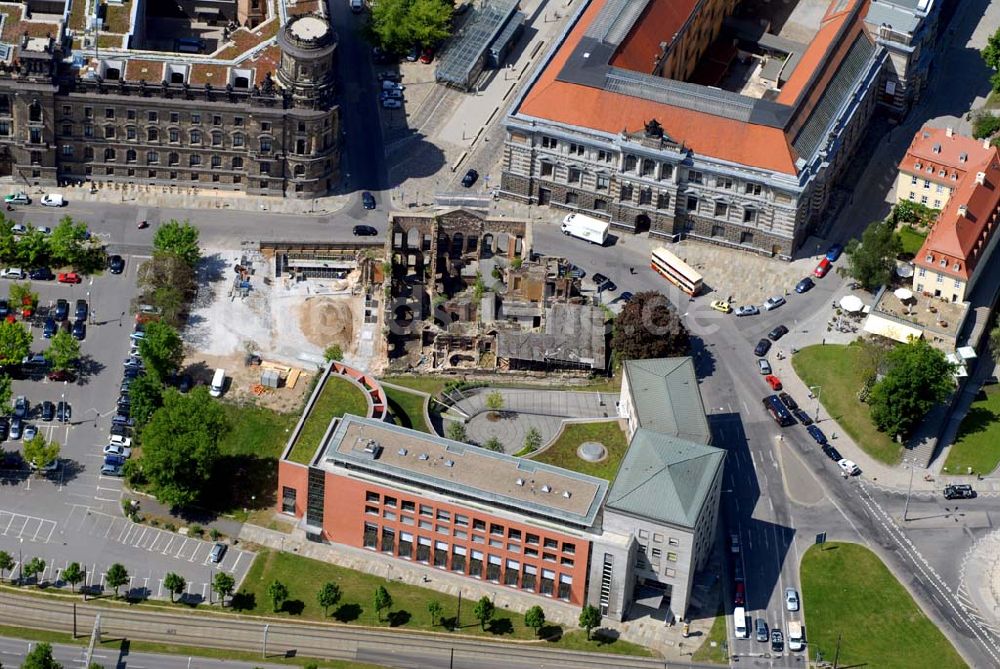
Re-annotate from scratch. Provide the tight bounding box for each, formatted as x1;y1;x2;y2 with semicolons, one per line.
771;629;784;652
784;588;800;611
806;425;827;444
13;395;28;418
826;243;844;262
755;618;769;643
42;317;57;338
71;319;86;341
29;267;54;281
757;358;772;375
602;280;618;292
11;224;28;234
592;273;609;286
23;424;37;441
0;417;8;441
792;408;813;425
36;226;52;235
123;366;143;380
754;339;772;357
75;299;89;321
379;88;403;100
763;295;785;311
838;459;861;476
104;454;126;468
178;374;193;393
210;543;228;563
381;98;402;109
405;45;420;61
362;191;376;210
823;444;842;461
40;194;65;207
58;272;82;284
419;47;435;64
735;305;759;317
461;169;479;188
778;392;798;411
10;417;22;440
765;375;782;391
108;255;126;274
104;443;132;458
4;192;30;205
795;277;814;293
101;463;124;477
618;291;634;303
768;325;789;341
48;369;74;382
54;299;69;321
734;581;746;607
40;401;55;422
1;268;26;280
710;300;732;313
0;299;7;317
56;401;71;423
814;258;832;277
110;435;132;449
944;484;976;500
352;224;378;236
730;533;740;553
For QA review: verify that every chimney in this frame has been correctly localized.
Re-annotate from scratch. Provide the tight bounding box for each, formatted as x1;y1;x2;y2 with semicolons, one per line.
946;127;954;137
932;143;941;154
959;204;968;217
960;152;968;163
985;137;993;150
976;171;986;185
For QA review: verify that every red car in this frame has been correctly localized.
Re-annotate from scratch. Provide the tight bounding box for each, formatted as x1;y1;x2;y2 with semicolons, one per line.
734;582;746;607
57;272;82;284
814;258;832;278
419;48;434;64
765;374;782;391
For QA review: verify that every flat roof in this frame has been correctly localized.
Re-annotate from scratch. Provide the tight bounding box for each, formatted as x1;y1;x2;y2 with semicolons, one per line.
320;415;609;528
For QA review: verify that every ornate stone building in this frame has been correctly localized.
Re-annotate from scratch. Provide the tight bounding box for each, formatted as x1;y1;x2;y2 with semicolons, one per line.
0;2;339;199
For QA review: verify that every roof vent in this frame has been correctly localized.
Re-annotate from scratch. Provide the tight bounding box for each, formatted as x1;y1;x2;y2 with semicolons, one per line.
985;138;992;149
960;152;968;163
444;459;454;467
516;478;525;486
418;453;429;461
361;440;382;459
541;484;552;493
932;143;941;153
946;127;954;137
921;131;930;139
563;491;572;499
959;204;969;217
397;448;408;457
976;171;986;185
914;161;921;169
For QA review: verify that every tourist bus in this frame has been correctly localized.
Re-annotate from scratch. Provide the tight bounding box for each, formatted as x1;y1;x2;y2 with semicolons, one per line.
650;246;703;296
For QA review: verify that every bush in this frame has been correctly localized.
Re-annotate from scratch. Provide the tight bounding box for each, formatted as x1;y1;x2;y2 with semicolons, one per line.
972;112;1000;139
323;344;344;362
210;528;222;541
189;523;203;537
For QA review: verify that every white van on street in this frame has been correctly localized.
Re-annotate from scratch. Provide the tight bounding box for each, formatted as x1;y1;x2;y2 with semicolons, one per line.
210;368;226;397
733;606;749;638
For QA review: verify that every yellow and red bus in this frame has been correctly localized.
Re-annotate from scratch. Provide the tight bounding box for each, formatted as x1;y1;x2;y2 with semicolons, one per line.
650;246;703;296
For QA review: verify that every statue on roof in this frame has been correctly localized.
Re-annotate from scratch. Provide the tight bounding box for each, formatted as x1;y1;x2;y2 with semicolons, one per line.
644;119;663;138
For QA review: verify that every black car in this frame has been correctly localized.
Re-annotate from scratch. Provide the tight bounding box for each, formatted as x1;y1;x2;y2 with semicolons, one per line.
108;255;125;274
823;444;842;461
806;424;827;445
0;299;7;318
71;319;86;341
123;366;143;380
768;325;789;341
602;280;617;292
352;224;378;237
0;417;9;440
56;401;71;423
754;339;772;357
361;191;376;210
75;299;88;321
112;414;134;427
40;401;55;422
944;484;976;500
618;291;634;303
54;299;69;321
792;408;813;426
795;277;815;293
461;169;479;188
778;392;798;411
29;267;54;281
771;630;784;652
110;423;131;438
178;374;193;393
592;273;609;286
43;317;57;338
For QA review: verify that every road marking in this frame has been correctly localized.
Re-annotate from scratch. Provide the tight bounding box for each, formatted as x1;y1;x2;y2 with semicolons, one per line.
228;552;244;573
132;526;148;547
162;535;178;555
117;519;131;542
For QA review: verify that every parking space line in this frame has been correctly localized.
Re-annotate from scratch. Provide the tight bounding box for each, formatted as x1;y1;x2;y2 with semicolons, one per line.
175;538;192;559
150;532;170;552
114;519;130;542
0;511;13;534
12;516;30;538
103;518;117;538
156;578;163;599
140;530;158;550
34;520;56;542
228;552;244;573
162;535;178;555
189;543;206;563
122;524;140;544
131;527;148;547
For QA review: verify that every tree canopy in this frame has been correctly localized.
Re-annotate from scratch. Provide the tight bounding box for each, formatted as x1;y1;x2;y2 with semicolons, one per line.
0;321;31;367
611;291;689;361
268;580;289;612
370;0;452;54
153;220;201;267
22;642;62;669
139;387;229;508
137;322;184;382
43;331;81;372
213;572;236;606
127;374;164;430
105;563;129;597
579;604;602;640
47;216;91;266
843;220;901;291
373;585;393;621
473;596;495;630
164;572;187;602
317;581;342;616
525;605;546;636
23;434;60;471
868;338;954;439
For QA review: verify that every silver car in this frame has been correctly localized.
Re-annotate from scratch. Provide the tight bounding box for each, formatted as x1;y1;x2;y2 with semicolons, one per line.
757;358;772;375
764;295;786;311
785;587;800;611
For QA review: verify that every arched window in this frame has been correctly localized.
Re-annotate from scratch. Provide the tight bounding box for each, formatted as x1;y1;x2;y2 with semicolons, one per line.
126;149;137;163
190;129;201;144
293;164;305;177
232;133;244;147
29;100;42;123
232;156;244;170
147;127;159;141
211;131;222;146
211;155;221;168
190;155;202;166
104;148;116;161
168;152;179;165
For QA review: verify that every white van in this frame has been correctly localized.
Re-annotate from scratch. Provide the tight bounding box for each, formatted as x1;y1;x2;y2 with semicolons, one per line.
787;621;804;651
210;368;226;397
349;0;363;12
733;606;748;638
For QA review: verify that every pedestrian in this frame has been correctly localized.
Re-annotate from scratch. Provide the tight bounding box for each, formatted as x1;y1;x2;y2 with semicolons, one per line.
822;337;826;345
629;267;635;275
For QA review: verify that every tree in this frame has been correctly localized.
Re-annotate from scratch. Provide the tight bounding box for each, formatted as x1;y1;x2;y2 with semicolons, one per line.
579;604;602;641
525;605;546;637
0;550;13;582
446;421;467;442
23;557;46;586
47;216;91;266
523;427;542;453
317;581;342;616
267;580;289;612
973;111;1000;139
105;563;129;597
128;374;164;429
483;436;504;452
140;387;228;508
137;322;184;383
990;323;1000;361
0;375;11;416
485;390;504;417
21;642;61;669
427;600;443;626
982;27;1000;73
472;596;495;631
0;320;32;366
8;282;37;312
213;572;236;606
370;0;453;55
0;217;17;262
43;331;80;373
153;220;201;267
869;338;955;440
23;434;60;472
163;572;187;603
611;291;689;361
323;344;344;362
62;562;84;593
373;585;392;622
844;220;902;291
15;229;49;267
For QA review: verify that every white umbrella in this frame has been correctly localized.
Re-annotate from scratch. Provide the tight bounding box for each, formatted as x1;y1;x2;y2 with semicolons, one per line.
894;288;914;301
895;264;914;278
839;295;864;312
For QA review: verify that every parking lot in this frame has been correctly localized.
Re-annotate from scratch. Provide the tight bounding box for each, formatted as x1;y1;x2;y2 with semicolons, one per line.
0;255;254;598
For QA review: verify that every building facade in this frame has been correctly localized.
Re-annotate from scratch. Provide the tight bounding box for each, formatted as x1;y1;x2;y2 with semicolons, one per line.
0;9;340;198
864;0;940;114
894;126;993;211
501;0;887;258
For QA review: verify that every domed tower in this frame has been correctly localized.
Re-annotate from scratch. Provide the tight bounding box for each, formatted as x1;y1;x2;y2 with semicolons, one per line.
277;15;337;109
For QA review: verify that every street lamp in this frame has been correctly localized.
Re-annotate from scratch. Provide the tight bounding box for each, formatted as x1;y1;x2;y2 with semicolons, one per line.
809;385;822;422
903;457;916;522
18;537;23;585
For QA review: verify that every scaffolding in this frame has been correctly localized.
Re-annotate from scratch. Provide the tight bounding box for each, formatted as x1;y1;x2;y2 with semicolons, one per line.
435;0;520;90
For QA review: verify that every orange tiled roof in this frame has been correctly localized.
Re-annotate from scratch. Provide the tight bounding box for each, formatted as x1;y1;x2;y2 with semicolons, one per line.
609;0;699;73
916;150;1000;280
777;1;864;106
898;126;992;187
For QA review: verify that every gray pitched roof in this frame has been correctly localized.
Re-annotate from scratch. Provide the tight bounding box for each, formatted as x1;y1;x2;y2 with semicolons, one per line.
623;357;711;444
606;429;724;528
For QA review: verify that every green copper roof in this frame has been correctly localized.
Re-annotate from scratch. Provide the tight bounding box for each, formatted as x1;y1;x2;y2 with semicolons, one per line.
623;357;711;444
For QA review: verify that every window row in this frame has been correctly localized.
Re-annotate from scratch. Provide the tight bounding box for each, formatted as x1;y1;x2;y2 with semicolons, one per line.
363;523;574;600
686;169;764;195
62;106;256;129
64;146;254;169
538;136;615;165
60;125;252;146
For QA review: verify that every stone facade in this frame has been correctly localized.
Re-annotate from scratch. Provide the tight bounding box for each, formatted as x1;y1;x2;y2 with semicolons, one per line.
0;16;340;199
864;0;940;114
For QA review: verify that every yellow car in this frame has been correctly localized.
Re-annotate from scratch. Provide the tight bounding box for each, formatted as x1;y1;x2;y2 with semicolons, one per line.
710;300;732;313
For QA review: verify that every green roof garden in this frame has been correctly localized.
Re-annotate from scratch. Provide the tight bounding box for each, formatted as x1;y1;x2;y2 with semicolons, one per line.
286;375;369;465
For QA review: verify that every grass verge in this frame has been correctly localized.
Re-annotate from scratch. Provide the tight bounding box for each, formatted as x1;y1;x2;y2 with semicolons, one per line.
801;542;965;669
530;421;628;481
381;373;623;399
943;386;1000;475
792;343;901;464
384;385;430;433
287;376;369;464
691;606;728;663
897;225;928;256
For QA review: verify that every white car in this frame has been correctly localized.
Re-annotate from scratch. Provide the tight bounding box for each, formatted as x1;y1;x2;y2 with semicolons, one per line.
763;295;786;311
838;459;861;476
40;194;65;207
11;224;28;235
380;88;403;100
381;98;402;109
109;434;133;448
103;443;132;458
784;587;800;611
36;226;52;235
1;268;26;280
757;358;772;375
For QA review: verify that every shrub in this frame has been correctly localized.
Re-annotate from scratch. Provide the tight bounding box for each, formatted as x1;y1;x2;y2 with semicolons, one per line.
972;111;1000;139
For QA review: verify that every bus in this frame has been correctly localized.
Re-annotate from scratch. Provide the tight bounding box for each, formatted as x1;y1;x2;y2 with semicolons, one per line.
650;246;703;296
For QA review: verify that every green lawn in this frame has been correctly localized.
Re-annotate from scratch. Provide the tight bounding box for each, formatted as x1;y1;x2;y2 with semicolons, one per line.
287;376;369;464
235;550;651;656
530;421;628;481
382;376;449;397
943;386;1000;475
801;542;965;669
691;607;728;663
382;373;622;398
897;225;928;256
792;344;902;464
384;385;431;433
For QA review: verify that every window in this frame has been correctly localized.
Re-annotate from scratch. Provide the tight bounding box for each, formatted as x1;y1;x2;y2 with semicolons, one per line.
191;113;201;125
686;196;698;211
918;267;926;277
563;542;575;555
212;131;223;146
640;159;655;177
382;495;396;508
470;550;484;577
744;182;762;196
540;569;555;596
453;529;467;539
260;161;270;175
365;505;378;515
235;116;244;126
657;193;670;209
400;500;414;512
565;192;578;206
504;560;519;586
104;148;116;161
557;574;572;600
363;523;378;549
522;564;537;591
624;155;637;172
169;129;180;143
380;527;395;553
260;138;271;153
281;486;296;513
419;504;433;517
667;552;678;562
104;126;116;139
126;149;137;163
168;152;179;166
147;111;158;122
190;155;202;166
298;121;306;133
191;130;201;144
170;112;180;123
597;150;612;162
436;509;450;521
743;208;757;223
540;162;554;178
651;547;662;559
923;179;931;188
261;121;270;131
398;532;413;559
84;107;93;119
105;108;115;119
435;525;449;535
419;520;432;530
29;128;41;144
84;147;94;160
61;145;73;157
688;170;703;184
594;198;608;212
366;491;379;502
561;556;574;566
508;528;521;541
920;195;928;204
213;115;223;126
451;545;466;573
233;133;244;147
569;143;584;155
401;515;414;526
620;183;633;202
211;155;222;168
911;175;918;185
489;538;503;548
61;124;72;137
568;167;582;184
486;555;501;581
416;537;431;562
473;519;486;531
526;533;539;545
596;174;609;190
541;136;557;149
490;524;505;536
433;541;448;568
544;538;558;549
639;188;652;205
668;536;679;546
454;513;468;526
0;121;9;136
148;128;159;142
638;530;649;540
